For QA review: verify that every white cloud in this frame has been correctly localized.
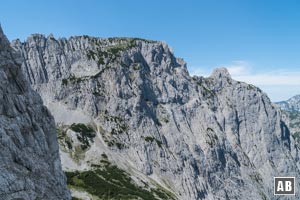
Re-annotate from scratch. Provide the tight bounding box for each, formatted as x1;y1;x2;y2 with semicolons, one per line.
223;61;300;86
234;73;300;86
222;60;250;76
189;60;251;77
188;61;300;101
190;61;300;86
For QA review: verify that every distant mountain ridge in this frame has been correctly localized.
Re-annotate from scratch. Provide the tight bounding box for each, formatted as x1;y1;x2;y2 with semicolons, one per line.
11;33;300;200
276;95;300;112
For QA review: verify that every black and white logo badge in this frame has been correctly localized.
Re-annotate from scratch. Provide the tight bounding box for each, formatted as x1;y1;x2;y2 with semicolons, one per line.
274;177;295;195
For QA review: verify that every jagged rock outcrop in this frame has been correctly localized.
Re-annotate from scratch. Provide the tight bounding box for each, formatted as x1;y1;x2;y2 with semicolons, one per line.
0;26;71;199
11;34;300;199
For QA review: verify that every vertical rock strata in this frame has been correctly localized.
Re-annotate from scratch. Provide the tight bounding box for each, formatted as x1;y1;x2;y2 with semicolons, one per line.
0;26;70;199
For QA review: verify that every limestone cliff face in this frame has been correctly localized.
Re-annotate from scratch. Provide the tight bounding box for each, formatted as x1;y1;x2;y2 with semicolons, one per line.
0;27;71;200
12;34;300;199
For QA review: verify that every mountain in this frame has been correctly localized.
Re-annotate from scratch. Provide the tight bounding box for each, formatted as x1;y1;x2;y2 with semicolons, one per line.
276;95;300;112
11;34;300;200
276;95;300;149
0;26;70;199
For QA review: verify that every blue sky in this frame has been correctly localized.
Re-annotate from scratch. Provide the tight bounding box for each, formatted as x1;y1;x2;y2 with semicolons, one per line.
1;0;300;101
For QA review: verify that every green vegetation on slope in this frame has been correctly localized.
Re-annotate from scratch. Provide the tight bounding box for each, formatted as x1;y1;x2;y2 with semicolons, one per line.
96;114;129;150
71;197;83;200
293;132;300;141
144;136;163;148
65;156;176;200
62;74;85;86
86;38;139;66
288;111;300;120
57;123;97;162
70;123;96;150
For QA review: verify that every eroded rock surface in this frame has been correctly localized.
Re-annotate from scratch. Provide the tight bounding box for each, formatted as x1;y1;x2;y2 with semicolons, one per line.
0;26;70;200
12;33;300;199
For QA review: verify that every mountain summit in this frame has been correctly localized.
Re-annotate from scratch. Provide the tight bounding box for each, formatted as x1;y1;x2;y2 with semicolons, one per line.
11;33;300;199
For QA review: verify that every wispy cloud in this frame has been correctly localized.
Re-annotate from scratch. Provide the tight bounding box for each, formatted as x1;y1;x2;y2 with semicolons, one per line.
229;62;300;86
221;60;250;76
235;73;300;86
189;61;300;101
189;61;300;86
189;60;251;77
232;68;300;101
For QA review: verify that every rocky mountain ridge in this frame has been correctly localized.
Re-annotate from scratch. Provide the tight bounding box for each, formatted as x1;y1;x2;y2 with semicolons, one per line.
0;26;70;199
11;33;300;200
276;95;300;112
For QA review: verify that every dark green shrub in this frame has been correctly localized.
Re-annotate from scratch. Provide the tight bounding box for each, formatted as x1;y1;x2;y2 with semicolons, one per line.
145;136;155;142
62;78;68;85
72;197;82;200
144;136;163;148
70;123;96;149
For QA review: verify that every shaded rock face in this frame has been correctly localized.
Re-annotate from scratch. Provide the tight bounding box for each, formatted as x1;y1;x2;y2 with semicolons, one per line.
276;95;300;151
0;27;71;200
12;34;300;200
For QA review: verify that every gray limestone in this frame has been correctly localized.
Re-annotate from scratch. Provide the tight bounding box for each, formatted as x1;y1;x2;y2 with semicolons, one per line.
0;26;71;200
11;33;300;200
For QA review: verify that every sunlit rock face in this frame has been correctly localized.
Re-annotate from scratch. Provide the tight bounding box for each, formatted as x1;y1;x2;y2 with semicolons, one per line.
12;33;300;200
